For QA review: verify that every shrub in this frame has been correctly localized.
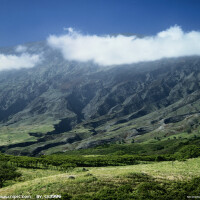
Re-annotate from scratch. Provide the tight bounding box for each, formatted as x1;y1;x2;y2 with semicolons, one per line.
0;162;21;188
61;193;72;200
135;182;167;200
175;145;200;159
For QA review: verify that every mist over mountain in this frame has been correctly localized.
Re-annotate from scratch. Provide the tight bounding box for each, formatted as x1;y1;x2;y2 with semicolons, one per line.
0;40;200;156
48;26;200;66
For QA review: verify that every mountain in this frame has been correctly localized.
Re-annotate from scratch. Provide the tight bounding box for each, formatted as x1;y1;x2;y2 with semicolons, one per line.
0;41;200;156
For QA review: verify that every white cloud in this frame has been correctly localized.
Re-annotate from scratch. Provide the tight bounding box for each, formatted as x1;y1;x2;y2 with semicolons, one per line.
63;27;74;33
0;53;42;71
15;45;27;53
47;26;200;66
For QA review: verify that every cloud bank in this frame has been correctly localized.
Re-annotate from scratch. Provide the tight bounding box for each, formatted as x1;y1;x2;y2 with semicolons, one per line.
47;26;200;66
15;45;27;53
0;53;41;71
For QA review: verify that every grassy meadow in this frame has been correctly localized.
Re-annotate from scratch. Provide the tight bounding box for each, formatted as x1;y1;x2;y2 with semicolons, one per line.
1;132;200;199
1;157;200;199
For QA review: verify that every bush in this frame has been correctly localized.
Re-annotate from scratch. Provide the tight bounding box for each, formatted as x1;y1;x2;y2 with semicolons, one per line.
135;182;167;200
93;186;134;200
175;145;200;159
60;193;72;200
0;162;21;188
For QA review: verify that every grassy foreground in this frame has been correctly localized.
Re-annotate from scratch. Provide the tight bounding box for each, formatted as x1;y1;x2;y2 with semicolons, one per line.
0;157;200;199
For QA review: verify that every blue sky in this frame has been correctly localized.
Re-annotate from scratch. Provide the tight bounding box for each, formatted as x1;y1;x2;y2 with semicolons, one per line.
0;0;200;47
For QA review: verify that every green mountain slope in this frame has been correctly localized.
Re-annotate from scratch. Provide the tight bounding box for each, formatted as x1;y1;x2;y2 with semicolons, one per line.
0;41;200;155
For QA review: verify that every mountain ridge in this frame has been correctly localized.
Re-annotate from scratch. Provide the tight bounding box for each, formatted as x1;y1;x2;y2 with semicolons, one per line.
0;41;200;155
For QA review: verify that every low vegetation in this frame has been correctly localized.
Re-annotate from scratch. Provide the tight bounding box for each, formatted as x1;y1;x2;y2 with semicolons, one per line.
0;162;21;188
0;136;200;199
0;158;200;199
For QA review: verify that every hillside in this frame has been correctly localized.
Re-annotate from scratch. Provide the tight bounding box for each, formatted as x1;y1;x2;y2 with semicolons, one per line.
1;157;200;199
0;41;200;155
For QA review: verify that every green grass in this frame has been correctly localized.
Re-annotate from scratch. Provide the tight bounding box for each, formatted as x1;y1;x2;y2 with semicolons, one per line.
1;157;200;199
0;126;36;146
0;124;54;146
16;168;62;182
